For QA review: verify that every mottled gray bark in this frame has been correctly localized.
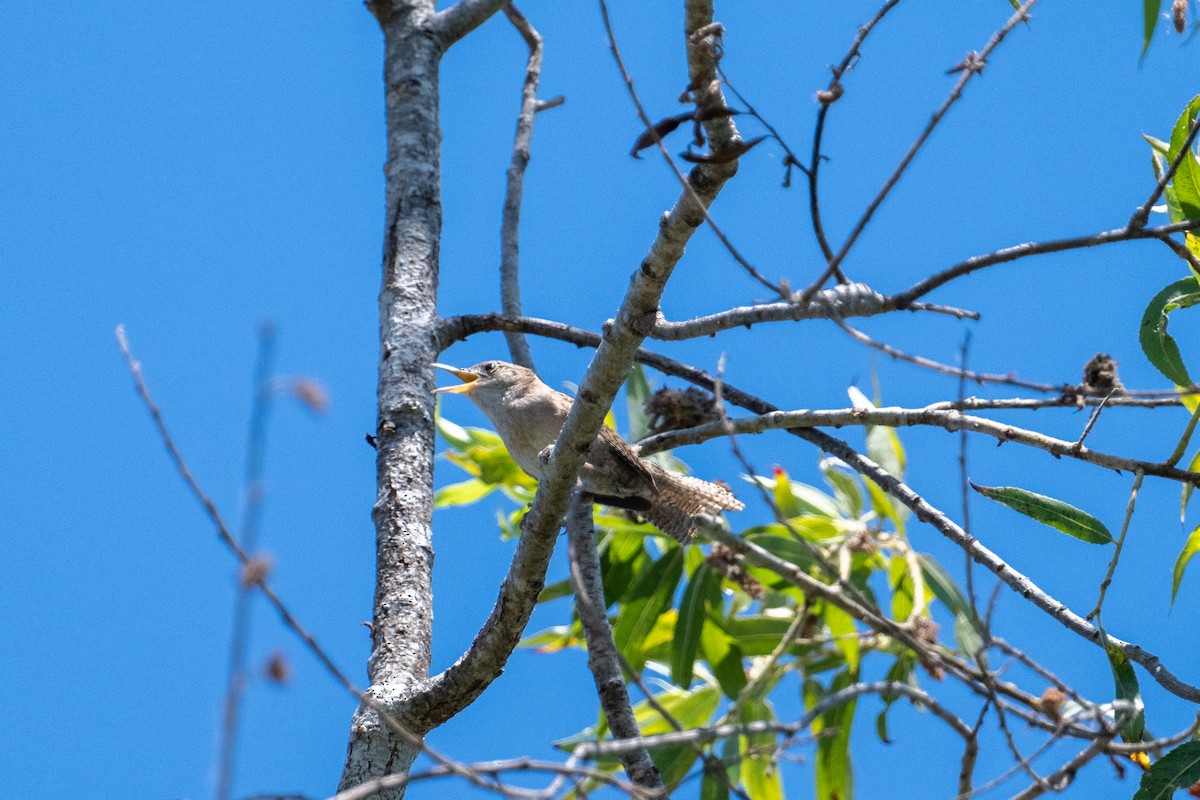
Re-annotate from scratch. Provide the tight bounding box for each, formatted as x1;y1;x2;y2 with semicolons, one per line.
338;0;507;795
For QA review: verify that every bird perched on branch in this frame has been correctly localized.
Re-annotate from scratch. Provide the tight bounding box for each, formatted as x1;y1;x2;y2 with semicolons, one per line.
433;360;742;542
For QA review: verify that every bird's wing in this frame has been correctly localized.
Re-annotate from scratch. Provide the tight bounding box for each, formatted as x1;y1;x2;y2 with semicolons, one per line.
596;425;659;495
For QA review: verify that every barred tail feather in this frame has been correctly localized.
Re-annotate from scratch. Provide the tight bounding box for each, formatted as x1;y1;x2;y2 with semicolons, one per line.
644;474;744;543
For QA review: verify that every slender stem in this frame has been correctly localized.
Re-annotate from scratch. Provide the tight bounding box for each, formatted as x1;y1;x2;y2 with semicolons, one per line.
216;322;277;800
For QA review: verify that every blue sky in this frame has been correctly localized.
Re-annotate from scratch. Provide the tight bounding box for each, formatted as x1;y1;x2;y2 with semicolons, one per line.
3;1;1200;798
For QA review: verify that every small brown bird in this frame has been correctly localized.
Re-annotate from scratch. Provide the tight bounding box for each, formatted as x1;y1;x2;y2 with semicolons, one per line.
433;360;743;542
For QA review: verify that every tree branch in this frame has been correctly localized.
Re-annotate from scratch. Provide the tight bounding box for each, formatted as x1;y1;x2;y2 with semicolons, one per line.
648;282;976;341
892;220;1200;308
796;0;1038;306
499;3;556;370
429;0;508;47
572;681;972;757
567;488;667;795
636;406;1200;487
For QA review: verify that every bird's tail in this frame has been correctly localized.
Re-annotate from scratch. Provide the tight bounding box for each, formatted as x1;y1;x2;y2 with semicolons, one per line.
643;473;744;544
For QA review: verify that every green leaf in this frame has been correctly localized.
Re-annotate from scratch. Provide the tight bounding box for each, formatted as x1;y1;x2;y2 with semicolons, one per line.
1182;449;1200;523
739;698;784;800
1140;277;1200;387
810;671;856;800
432;478;496;508
970;482;1113;544
700;621;747;699
625;362;654;440
875;653;917;744
823;602;860;672
1143;0;1161;58
1171;524;1200;604
1168;95;1200;220
754;468;842;519
1107;645;1147;743
821;458;864;518
672;565;722;686
537;577;573;604
701;767;731;800
1133;741;1200;800
612;547;684;671
595;524;649;607
722;614;803;656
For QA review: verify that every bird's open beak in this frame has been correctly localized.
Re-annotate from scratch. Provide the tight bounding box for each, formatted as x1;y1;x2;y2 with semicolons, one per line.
432;363;479;394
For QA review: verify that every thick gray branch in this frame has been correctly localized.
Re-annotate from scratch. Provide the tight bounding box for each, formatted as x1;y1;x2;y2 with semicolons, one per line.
340;2;443;794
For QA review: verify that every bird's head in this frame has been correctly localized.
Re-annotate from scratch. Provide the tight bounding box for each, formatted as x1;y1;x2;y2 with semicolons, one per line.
432;360;536;408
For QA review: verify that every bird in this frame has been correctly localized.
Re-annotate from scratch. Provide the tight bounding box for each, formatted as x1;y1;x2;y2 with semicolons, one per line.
433;360;742;542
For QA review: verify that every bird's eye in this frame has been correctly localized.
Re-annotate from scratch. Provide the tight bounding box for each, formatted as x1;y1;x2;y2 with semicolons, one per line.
484;362;497;374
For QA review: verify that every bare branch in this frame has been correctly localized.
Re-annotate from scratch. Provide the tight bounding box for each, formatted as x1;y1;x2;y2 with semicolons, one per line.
429;0;508;47
499;3;554;370
891;220;1200;308
567;488;666;795
650;282;975;341
600;0;784;297
218;322;277;800
797;0;1038;306
835;319;1057;392
637;406;1200;487
573;681;973;757
807;0;904;265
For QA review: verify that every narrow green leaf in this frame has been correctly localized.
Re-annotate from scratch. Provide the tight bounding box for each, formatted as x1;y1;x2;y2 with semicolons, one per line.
700;621;747;699
740;698;784;800
821;458;863;518
701;768;731;800
970;482;1113;544
722;614;804;656
889;555;915;622
1107;645;1147;743
1143;0;1161;58
811;671;856;800
823;602;860;672
1006;0;1020;9
671;565;722;686
1171;524;1200;603
875;654;917;744
1133;741;1200;800
1181;449;1200;523
537;577;573;604
625;362;653;438
612;547;684;670
432;478;496;508
1140;277;1200;387
1145;133;1171;159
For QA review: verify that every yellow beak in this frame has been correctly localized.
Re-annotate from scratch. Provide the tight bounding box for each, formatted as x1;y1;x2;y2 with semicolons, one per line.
432;363;479;394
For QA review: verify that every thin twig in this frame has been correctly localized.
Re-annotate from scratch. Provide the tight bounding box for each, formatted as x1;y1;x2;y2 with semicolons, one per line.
115;325;479;787
599;0;784;297
892;219;1200;308
217;322;277;800
806;0;904;266
836;317;1058;393
797;0;1037;307
1089;472;1146;625
499;3;554;370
